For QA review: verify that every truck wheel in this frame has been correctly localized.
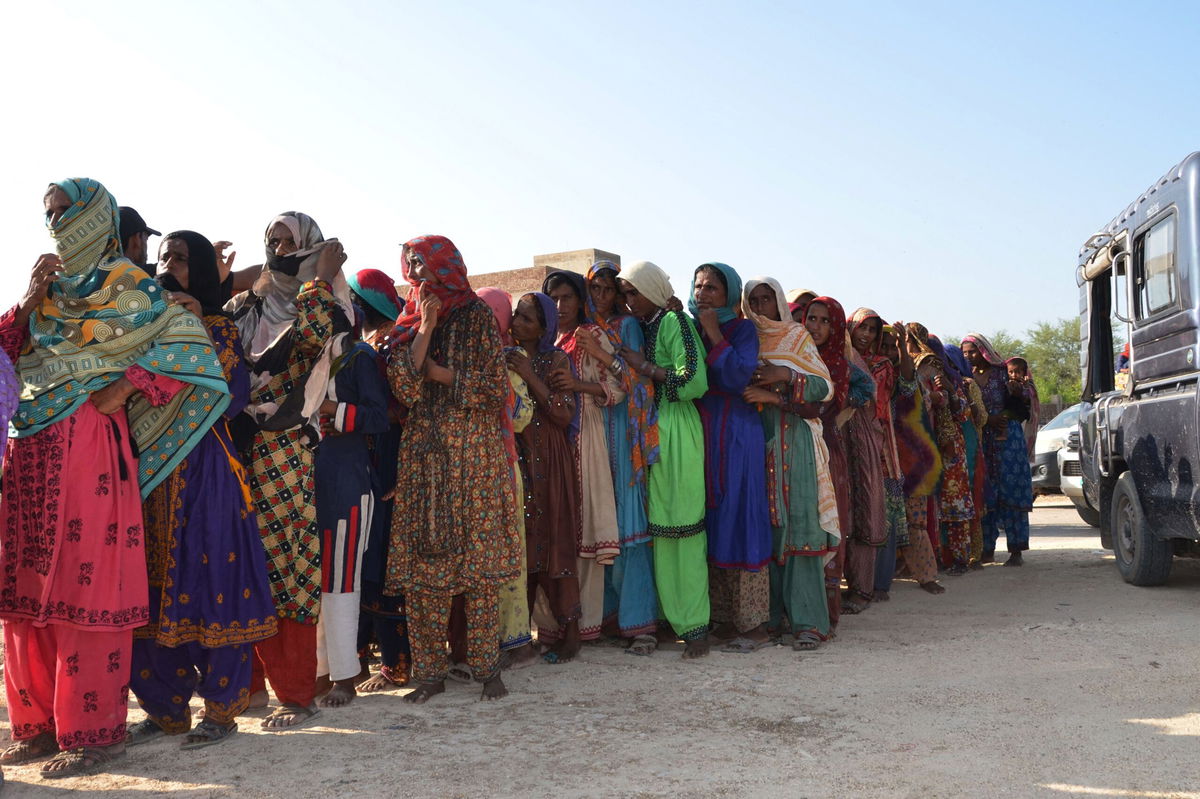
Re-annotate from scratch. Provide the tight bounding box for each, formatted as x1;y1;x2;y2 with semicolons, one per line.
1072;498;1100;528
1110;472;1172;585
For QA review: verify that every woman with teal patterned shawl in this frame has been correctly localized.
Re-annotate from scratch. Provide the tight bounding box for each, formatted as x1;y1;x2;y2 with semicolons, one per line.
0;178;228;778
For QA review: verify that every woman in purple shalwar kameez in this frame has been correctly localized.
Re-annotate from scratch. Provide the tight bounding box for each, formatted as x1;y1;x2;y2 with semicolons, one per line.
128;231;277;749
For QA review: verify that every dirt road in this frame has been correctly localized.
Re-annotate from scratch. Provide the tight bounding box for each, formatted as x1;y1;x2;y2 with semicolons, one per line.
4;498;1199;798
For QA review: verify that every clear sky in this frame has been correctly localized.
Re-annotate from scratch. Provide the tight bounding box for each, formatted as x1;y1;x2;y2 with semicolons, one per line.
4;1;1198;341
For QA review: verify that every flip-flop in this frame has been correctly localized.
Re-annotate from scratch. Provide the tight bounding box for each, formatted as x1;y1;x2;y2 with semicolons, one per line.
719;637;773;654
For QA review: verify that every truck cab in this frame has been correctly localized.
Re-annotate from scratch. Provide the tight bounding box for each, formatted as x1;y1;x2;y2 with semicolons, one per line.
1077;151;1200;584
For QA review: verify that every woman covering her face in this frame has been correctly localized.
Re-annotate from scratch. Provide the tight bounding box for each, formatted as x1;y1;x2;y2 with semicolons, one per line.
0;179;231;777
128;230;278;747
384;235;521;704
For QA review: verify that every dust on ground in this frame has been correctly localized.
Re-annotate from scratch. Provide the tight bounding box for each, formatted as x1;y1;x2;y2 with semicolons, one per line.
4;497;1200;798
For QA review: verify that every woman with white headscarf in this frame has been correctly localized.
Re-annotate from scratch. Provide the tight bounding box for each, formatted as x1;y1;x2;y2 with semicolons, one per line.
615;261;712;659
225;211;349;731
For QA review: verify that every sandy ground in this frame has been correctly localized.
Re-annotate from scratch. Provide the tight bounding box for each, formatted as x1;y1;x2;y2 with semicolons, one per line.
3;497;1200;798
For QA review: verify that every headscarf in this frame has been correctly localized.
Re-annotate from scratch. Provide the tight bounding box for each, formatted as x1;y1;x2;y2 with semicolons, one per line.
158;230;227;316
347;268;405;322
520;292;580;443
1007;356;1042;455
848;307;901;479
808;296;849;412
741;277;831;387
390;235;476;347
786;288;816;305
584;261;660;488
542;269;588;325
477;287;513;344
905;322;939;370
741;277;839;562
688;262;742;325
621;260;672;308
961;332;1005;367
16;178;230;496
927;335;962;391
944;343;972;381
227;212;354;361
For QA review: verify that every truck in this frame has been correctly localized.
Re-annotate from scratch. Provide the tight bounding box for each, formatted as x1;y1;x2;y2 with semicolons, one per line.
1077;151;1200;585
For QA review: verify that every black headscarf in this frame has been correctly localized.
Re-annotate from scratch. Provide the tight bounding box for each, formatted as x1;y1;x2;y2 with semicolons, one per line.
541;269;588;325
158;230;229;316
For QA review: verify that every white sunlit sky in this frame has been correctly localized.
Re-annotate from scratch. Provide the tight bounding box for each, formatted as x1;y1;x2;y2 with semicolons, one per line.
4;1;1199;341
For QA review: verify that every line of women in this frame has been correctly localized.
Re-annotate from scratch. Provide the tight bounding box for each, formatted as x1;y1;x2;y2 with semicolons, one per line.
0;177;1037;783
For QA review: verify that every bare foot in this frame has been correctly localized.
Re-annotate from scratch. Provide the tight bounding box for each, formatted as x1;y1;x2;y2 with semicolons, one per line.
708;622;738;644
1004;551;1024;567
359;666;406;693
260;703;319;731
656;627;680;645
683;635;711;659
544;622;581;665
314;674;332;697
480;674;508;701
320;679;356;707
873;590;891;602
920;580;946;595
403;680;445;704
502;643;539;670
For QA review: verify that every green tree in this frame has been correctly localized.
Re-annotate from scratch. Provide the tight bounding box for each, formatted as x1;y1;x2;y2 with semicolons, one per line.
1021;318;1081;406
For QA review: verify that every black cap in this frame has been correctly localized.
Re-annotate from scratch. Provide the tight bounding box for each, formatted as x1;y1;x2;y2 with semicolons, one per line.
118;206;161;243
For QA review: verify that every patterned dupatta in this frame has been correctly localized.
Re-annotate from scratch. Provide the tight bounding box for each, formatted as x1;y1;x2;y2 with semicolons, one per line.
585;261;659;487
13;178;230;496
390;235;478;347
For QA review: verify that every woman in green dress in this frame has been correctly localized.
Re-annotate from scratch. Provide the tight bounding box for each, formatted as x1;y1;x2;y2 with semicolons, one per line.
615;261;711;659
741;277;838;650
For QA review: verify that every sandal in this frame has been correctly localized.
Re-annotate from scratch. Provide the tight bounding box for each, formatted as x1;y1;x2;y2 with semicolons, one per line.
0;731;58;765
39;744;126;779
180;719;237;750
792;631;823;651
719;636;773;654
624;634;657;657
126;718;167;747
447;662;475;684
259;703;320;732
842;598;869;615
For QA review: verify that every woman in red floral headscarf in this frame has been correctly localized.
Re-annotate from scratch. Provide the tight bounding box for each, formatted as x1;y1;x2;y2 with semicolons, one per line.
384;236;522;704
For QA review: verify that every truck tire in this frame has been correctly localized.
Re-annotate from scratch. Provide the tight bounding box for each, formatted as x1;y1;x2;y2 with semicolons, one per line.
1110;472;1172;585
1072;498;1100;528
